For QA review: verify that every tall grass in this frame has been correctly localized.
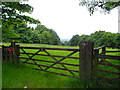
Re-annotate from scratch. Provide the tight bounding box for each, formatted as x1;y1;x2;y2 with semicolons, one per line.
3;62;72;88
2;62;107;88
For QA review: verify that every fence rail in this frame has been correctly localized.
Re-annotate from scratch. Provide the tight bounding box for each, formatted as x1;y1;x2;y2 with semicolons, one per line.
96;54;120;60
94;46;105;50
98;62;120;70
20;52;79;59
20;57;79;67
20;46;79;51
21;61;79;72
97;69;120;75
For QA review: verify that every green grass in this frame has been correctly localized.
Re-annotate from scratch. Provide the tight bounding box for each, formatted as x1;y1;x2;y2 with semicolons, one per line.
0;42;79;48
2;43;120;88
2;62;71;88
3;61;119;88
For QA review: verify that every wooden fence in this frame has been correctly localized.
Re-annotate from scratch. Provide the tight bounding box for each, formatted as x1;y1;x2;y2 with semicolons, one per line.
2;41;120;87
2;44;20;63
93;46;120;87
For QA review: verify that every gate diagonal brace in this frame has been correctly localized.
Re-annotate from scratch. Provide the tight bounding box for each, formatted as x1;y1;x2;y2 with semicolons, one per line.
21;48;43;70
43;50;74;75
44;50;78;75
21;48;31;58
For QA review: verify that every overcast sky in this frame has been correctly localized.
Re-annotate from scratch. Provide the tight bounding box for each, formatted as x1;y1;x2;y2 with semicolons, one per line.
23;0;118;40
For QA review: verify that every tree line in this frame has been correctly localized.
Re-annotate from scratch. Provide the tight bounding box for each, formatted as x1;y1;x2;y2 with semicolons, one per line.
3;22;61;45
62;31;120;47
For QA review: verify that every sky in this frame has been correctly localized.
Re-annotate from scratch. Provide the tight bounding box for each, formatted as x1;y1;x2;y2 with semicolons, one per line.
23;0;118;40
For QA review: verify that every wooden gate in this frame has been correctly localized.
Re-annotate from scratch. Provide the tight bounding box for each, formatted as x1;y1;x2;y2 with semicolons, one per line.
18;41;94;78
19;46;80;77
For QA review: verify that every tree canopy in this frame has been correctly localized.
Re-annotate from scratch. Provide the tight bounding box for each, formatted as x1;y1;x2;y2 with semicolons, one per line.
64;31;120;47
2;1;40;41
79;0;120;15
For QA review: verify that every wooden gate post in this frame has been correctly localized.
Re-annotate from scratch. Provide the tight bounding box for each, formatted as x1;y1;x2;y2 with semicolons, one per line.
14;45;20;63
79;41;94;80
93;49;99;78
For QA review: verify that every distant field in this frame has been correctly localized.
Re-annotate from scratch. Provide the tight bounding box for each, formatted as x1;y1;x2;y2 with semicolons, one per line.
0;42;79;48
2;43;120;88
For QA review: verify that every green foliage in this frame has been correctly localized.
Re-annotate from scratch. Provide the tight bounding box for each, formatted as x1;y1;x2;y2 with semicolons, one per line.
79;0;120;15
114;33;120;47
61;41;70;46
68;30;120;47
79;34;89;43
34;25;61;45
2;2;40;41
15;24;34;43
11;24;61;45
98;32;116;47
69;34;80;46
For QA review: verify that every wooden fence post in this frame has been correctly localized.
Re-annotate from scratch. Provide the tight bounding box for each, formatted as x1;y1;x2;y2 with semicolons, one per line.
79;41;94;80
93;49;99;79
100;47;106;62
14;45;20;63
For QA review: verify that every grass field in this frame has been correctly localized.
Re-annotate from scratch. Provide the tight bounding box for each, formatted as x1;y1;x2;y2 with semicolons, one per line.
2;43;120;88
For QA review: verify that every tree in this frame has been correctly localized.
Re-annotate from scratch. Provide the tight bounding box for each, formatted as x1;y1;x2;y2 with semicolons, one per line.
34;25;61;45
68;30;119;47
61;41;69;46
40;31;52;44
2;1;40;41
114;33;120;47
69;34;80;46
79;0;120;15
98;32;116;47
87;31;106;46
15;23;34;43
79;34;89;43
49;29;61;45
